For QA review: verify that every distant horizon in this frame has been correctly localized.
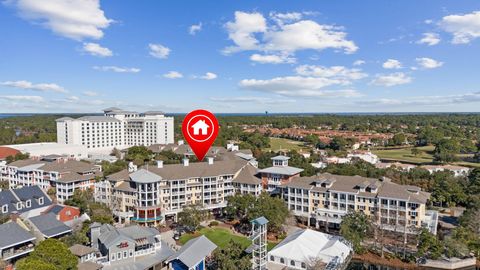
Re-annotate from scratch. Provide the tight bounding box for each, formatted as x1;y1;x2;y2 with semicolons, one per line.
2;111;480;116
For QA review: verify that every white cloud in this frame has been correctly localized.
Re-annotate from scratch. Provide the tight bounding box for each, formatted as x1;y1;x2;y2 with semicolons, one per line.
6;0;112;40
263;20;358;54
93;66;140;73
295;65;368;80
224;11;267;53
1;80;67;93
200;72;218;80
0;95;45;102
189;23;202;35
371;72;412;87
415;57;444;69
82;42;112;57
210;96;295;104
250;53;295;64
223;11;357;55
163;71;183;79
440;11;480;44
239;76;360;98
359;92;480;107
353;60;365;66
148;43;170;59
269;12;302;25
82;91;98;96
382;59;402;69
417;33;441;46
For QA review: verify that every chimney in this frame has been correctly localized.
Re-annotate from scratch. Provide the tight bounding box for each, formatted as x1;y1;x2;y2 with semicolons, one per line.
207;157;214;165
178;140;184;145
128;162;137;172
183;158;189;167
10;213;19;222
156;160;163;168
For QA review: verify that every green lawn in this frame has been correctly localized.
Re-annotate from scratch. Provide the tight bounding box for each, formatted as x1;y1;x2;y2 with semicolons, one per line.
179;227;277;250
373;145;480;167
266;137;308;152
373;146;435;164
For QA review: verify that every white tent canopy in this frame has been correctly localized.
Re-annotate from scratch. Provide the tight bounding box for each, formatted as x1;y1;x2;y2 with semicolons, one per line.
268;229;352;269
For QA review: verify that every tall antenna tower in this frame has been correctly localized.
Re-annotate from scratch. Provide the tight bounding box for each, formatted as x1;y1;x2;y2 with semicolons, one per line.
249;216;269;270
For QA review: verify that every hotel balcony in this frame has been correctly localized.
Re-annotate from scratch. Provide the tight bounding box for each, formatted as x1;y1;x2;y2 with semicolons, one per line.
113;210;134;219
1;242;35;261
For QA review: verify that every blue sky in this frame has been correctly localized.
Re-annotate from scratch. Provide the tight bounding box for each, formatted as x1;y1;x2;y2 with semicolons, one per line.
1;0;480;113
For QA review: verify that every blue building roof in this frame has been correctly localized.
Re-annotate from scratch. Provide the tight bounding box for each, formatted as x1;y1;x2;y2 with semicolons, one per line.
0;186;52;216
251;216;269;225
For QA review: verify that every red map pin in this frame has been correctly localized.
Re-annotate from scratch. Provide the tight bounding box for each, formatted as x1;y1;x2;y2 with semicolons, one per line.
182;109;219;161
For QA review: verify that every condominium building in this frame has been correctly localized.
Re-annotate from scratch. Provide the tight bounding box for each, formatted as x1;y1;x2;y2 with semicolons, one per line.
56;107;174;152
95;153;261;226
258;156;303;193
280;173;438;234
0;156;102;203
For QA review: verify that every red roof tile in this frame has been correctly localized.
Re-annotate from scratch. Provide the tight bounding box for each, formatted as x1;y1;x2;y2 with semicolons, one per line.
0;147;20;160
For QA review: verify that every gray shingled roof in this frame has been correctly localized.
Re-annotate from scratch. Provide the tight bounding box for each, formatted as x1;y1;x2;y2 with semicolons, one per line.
97;224;160;249
271;155;290;161
232;164;261;185
0;186;52;216
167;235;217;268
258;166;303;176
130;169;162;183
28;213;72;238
0;222;35;249
70;244;96;257
45;205;64;215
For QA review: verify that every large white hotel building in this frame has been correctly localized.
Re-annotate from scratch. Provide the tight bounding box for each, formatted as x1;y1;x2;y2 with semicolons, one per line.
55;107;174;151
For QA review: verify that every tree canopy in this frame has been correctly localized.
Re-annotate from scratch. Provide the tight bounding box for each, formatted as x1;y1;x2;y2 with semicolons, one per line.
16;239;78;270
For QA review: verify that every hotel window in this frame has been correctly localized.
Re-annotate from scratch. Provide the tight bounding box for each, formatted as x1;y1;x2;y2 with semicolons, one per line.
291;260;295;266
129;250;133;257
111;253;115;261
123;251;127;258
117;252;121;259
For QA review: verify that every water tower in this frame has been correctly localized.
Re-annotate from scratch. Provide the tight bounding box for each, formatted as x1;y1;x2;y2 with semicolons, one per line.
249;216;269;270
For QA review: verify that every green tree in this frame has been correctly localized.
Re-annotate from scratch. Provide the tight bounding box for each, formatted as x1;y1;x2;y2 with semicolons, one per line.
329;136;347;151
411;147;420;157
417;229;443;259
390;133;406;146
177;204;206;231
247;193;289;233
340;212;371;253
16;239;78;270
433;138;460;163
210;240;251;270
125;146;153;166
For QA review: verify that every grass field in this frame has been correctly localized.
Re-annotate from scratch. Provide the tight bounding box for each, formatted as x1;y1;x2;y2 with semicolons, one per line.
179;227;277;250
373;146;435;164
266;137;308;152
373;145;480;167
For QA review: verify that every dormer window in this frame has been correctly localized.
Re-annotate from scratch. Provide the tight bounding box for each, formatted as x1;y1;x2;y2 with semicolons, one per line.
2;204;8;214
16;202;23;210
38;197;44;205
26;200;31;208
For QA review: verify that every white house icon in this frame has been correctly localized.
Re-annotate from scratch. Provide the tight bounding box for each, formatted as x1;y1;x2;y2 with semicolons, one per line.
191;120;210;135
